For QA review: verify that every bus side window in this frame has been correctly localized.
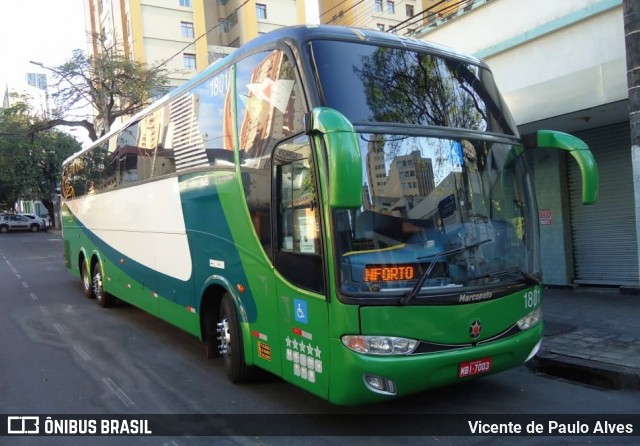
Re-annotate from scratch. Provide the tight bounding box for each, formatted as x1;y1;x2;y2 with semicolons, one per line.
274;136;324;293
236;49;306;258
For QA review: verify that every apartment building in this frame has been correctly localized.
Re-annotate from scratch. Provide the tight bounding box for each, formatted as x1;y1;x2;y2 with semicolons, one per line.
316;0;474;34
84;0;308;87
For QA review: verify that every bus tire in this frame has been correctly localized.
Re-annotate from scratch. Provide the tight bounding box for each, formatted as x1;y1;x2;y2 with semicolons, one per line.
81;260;94;299
218;294;252;383
93;262;115;308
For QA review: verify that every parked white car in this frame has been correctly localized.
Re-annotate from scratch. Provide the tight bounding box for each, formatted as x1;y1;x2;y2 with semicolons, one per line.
0;214;44;232
19;213;49;229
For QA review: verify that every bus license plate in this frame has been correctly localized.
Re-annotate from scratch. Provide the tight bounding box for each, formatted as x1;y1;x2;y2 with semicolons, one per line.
458;357;492;378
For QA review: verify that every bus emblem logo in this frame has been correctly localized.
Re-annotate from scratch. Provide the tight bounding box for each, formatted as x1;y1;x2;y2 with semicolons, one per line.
469;320;482;338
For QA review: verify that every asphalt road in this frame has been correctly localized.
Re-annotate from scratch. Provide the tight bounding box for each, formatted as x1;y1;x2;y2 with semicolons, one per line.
1;231;639;445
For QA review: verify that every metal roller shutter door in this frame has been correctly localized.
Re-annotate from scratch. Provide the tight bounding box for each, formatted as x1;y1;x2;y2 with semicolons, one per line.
568;122;639;285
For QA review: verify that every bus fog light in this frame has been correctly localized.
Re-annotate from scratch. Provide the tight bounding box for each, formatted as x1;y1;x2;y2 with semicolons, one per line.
364;374;396;395
342;335;418;355
517;308;541;330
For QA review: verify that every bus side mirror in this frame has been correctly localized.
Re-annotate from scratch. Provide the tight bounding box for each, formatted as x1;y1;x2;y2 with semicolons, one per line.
307;107;363;209
522;130;599;205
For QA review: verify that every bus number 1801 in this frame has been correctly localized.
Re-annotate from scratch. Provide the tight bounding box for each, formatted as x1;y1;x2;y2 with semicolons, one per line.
523;288;541;309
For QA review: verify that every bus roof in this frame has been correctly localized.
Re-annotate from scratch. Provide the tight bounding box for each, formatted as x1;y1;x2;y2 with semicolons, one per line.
230;25;485;65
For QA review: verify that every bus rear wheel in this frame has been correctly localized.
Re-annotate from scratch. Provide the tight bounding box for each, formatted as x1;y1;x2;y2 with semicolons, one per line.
93;263;115;308
218;294;252;383
81;261;94;299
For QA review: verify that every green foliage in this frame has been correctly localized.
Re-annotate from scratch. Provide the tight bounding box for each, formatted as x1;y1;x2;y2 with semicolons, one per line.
0;100;79;213
356;48;484;130
34;34;171;141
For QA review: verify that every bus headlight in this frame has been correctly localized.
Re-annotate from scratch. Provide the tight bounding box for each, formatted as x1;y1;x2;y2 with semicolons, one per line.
342;335;418;355
517;307;541;330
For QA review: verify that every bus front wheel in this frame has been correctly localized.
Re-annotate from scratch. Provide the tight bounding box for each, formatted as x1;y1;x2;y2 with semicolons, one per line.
218;294;252;383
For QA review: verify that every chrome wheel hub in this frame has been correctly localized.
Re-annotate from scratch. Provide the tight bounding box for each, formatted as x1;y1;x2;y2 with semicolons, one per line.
92;272;103;300
217;318;231;356
83;269;90;292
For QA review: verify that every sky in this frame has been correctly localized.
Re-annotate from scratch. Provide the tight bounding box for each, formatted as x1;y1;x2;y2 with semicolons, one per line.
0;0;320;93
0;1;87;95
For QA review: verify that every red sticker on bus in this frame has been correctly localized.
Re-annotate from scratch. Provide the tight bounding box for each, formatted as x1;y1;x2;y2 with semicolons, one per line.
458;357;492;378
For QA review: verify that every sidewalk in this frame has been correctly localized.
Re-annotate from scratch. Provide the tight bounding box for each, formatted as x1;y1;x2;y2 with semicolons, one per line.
530;286;640;390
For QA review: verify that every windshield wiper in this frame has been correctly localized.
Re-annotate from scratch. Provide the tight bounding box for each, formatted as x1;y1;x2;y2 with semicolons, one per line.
402;239;491;305
460;268;541;286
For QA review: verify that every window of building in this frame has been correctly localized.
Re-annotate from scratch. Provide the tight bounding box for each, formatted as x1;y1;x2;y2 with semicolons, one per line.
256;3;267;19
183;53;196;70
374;0;383;12
377;23;384;31
181;21;194;38
386;1;395;14
179;0;191;6
227;10;238;28
406;4;414;17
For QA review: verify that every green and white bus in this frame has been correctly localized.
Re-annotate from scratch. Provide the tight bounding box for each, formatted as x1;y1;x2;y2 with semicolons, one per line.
61;25;598;405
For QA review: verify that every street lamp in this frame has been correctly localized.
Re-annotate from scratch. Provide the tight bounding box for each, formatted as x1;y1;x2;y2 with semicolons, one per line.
29;60;46;69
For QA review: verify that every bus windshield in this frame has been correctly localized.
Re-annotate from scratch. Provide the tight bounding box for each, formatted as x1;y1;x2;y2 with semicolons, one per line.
310;39;540;299
309;39;517;135
333;133;540;299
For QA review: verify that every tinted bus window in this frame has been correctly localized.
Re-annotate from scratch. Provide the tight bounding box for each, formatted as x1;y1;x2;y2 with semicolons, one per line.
170;67;234;171
235;50;306;255
310;40;517;135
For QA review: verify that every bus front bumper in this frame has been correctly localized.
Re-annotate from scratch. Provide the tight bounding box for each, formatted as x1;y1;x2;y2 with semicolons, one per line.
327;323;543;405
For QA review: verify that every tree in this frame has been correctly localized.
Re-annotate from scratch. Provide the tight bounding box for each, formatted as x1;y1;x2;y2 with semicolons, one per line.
33;34;171;142
355;48;485;130
354;47;491;180
0;102;32;210
0;99;79;225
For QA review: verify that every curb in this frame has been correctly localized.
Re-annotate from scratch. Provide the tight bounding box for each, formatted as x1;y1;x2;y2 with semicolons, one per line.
527;351;640;390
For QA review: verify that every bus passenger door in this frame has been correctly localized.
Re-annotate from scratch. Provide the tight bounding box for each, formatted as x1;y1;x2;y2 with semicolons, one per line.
273;136;330;400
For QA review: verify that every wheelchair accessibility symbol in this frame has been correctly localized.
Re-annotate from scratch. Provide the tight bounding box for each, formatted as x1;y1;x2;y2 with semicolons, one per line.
294;299;308;324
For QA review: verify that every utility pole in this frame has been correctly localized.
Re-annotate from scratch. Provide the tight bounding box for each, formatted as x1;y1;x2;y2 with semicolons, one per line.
627;1;640;146
625;0;640;284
